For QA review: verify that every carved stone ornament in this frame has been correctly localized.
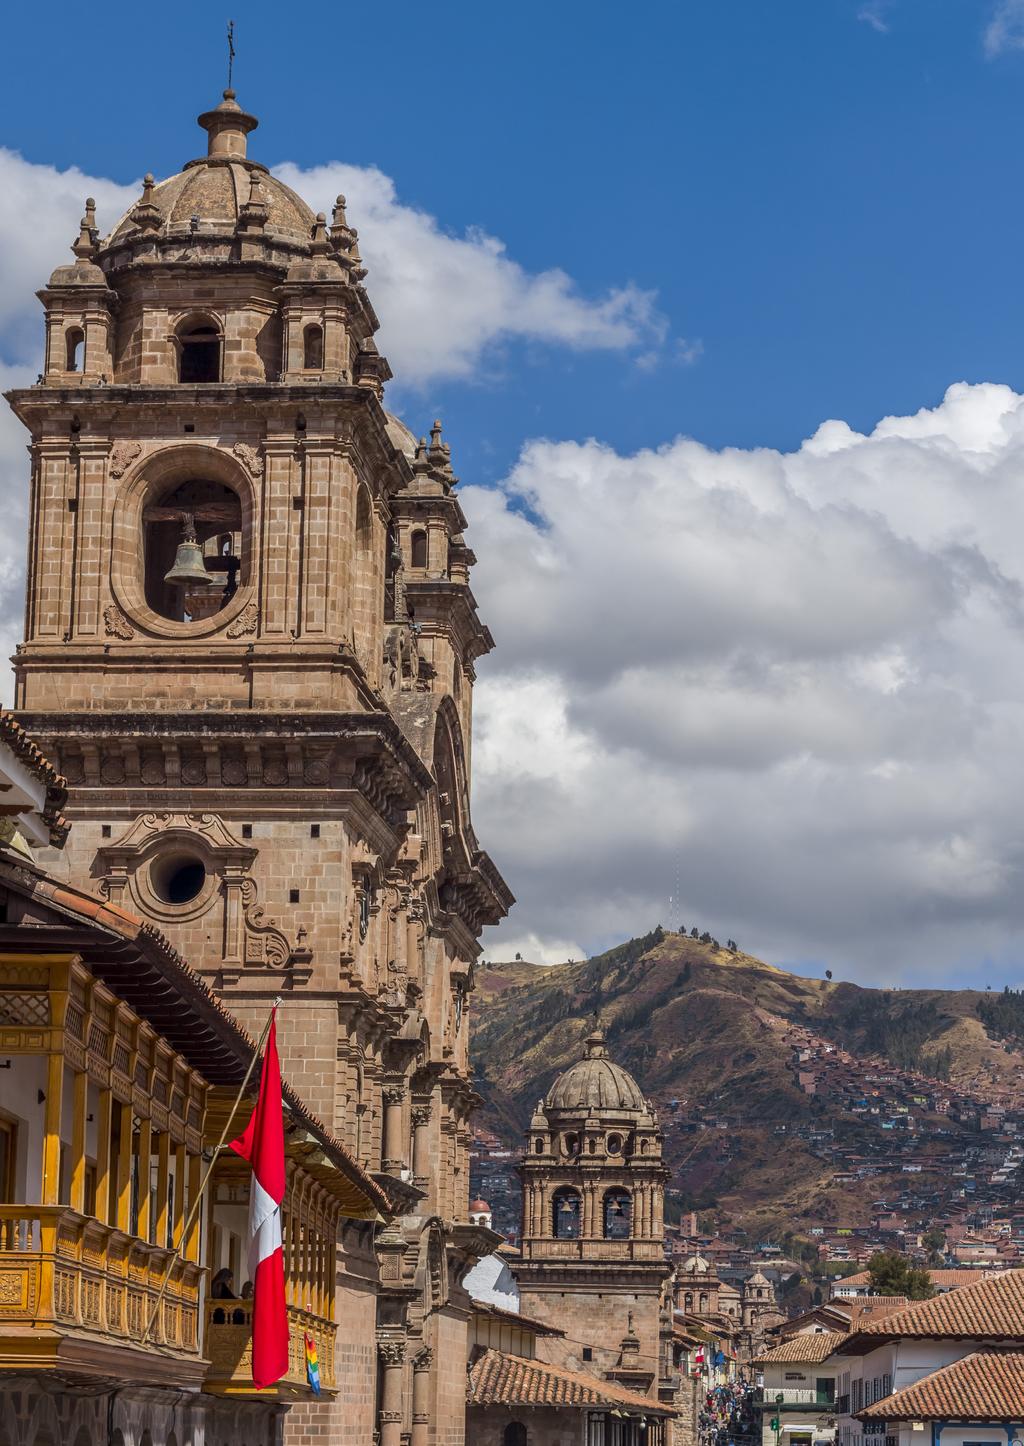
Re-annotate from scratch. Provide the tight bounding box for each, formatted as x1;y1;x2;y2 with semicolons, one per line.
226;602;258;638
103;603;135;640
382;1086;406;1107
109;441;141;478
232;441;265;476
377;1340;406;1367
410;1106;431;1129
240;876;312;970
412;1346;433;1372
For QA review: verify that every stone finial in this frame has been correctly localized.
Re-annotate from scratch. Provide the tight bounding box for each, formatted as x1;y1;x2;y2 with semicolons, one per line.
71;197;98;260
330;193;356;260
130;173;161;234
584;1029;608;1059
238;169;269;233
197;88;259;160
310;211;330;255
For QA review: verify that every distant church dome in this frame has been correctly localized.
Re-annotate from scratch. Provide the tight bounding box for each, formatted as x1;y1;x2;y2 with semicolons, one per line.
545;1030;648;1114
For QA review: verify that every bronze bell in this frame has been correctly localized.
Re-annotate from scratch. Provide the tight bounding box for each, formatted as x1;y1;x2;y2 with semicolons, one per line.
164;513;215;588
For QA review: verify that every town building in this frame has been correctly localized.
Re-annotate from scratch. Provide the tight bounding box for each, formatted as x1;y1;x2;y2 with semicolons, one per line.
1;78;512;1446
753;1333;844;1446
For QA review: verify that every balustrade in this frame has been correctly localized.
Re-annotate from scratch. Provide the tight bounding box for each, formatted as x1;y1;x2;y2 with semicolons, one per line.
203;1298;336;1393
0;1205;201;1356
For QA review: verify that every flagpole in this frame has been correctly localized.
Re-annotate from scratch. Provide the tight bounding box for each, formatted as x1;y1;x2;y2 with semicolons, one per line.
141;998;281;1346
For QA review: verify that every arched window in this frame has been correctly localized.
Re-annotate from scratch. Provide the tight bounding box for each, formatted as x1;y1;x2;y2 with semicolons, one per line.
607;1133;623;1155
562;1133;579;1157
684;1291;694;1311
410;528;428;569
65;327;84;372
303;323;324;370
552;1187;581;1239
699;1292;709;1312
534;1137;544;1154
603;1188;631;1239
178;318;222;383
143;478;242;623
356;487;373;548
503;1425;528;1446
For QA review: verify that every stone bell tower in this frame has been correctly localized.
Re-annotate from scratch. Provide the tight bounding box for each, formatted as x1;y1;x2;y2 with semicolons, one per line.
6;86;511;1446
515;1030;672;1399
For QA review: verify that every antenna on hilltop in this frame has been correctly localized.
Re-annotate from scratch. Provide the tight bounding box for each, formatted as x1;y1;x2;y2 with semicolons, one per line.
226;19;236;90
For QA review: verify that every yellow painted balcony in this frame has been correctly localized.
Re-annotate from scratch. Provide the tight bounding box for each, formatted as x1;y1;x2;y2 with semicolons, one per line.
0;1206;203;1376
203;1299;336;1397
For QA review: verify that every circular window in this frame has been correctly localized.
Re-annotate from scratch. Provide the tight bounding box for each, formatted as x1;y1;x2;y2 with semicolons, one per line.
151;853;207;905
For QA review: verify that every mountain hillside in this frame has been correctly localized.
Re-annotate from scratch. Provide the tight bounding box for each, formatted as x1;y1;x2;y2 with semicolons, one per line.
470;929;1024;1239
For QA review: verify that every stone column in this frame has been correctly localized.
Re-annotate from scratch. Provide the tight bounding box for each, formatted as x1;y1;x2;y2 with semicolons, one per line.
411;1104;432;1188
378;1339;406;1446
382;1085;407;1175
411;1347;432;1446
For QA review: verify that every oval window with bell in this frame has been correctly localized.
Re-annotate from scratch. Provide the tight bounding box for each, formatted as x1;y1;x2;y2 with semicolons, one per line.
109;443;255;639
145;478;242;623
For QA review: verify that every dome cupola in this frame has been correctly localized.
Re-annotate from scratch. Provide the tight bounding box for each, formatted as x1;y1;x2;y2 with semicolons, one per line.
544;1029;649;1115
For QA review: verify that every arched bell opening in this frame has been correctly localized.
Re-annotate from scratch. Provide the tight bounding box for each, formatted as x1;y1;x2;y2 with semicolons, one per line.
143;478;243;623
303;322;324;370
177;316;222;383
603;1187;631;1239
65;326;85;372
552;1187;581;1240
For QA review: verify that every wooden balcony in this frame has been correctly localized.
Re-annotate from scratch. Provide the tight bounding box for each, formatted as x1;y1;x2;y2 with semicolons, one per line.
203;1299;336;1396
0;1205;204;1383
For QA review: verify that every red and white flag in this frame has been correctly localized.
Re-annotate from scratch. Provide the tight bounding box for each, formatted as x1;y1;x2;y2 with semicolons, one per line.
230;1009;289;1389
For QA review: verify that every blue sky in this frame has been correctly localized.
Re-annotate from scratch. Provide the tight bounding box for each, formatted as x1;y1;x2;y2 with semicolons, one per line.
7;1;1024;985
4;0;1024;472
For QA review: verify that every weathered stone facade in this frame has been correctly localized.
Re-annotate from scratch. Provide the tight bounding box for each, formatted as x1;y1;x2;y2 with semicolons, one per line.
3;85;511;1446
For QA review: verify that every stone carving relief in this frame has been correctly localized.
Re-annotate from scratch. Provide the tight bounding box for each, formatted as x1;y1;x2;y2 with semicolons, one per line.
226;601;258;638
109;441;141;478
232;441;264;476
238;875;312;971
103;603;135;640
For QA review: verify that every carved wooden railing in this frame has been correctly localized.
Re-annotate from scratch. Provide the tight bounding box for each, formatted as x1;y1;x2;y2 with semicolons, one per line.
0;1206;201;1355
203;1299;336;1394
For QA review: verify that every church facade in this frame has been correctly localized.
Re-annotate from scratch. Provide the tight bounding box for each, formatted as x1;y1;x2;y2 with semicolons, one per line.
2;85;511;1445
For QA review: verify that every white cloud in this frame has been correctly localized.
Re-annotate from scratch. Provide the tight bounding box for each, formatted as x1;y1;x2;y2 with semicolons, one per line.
467;382;1024;985
984;0;1024;55
274;161;667;386
857;4;890;34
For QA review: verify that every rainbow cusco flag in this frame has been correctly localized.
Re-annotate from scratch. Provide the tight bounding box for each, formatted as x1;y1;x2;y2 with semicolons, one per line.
304;1333;321;1396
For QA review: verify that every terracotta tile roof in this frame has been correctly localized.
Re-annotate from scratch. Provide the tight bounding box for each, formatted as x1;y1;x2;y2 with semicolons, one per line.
846;1297;910;1326
859;1352;1024;1420
834;1269;1000;1291
752;1332;848;1366
0;711;69;846
847;1269;1024;1343
467;1350;675;1416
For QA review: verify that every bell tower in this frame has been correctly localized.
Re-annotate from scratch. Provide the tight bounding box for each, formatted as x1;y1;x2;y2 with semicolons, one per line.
5;86;511;1444
515;1031;672;1398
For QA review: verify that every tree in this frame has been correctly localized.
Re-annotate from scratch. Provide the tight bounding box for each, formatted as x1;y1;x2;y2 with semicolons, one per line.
922;1228;946;1265
866;1250;935;1300
825;969;833;981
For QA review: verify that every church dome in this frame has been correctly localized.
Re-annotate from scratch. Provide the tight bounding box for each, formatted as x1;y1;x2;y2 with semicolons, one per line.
101;91;318;256
544;1030;647;1113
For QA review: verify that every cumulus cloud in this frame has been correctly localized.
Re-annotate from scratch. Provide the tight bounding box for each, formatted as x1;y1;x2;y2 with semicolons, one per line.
274;161;666;385
984;0;1024;55
467;382;1024;985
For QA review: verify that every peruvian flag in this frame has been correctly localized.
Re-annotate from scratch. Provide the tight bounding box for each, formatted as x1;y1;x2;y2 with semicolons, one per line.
230;1009;289;1389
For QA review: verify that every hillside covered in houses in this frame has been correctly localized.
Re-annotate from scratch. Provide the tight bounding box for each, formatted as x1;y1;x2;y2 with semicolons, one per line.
470;930;1024;1283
